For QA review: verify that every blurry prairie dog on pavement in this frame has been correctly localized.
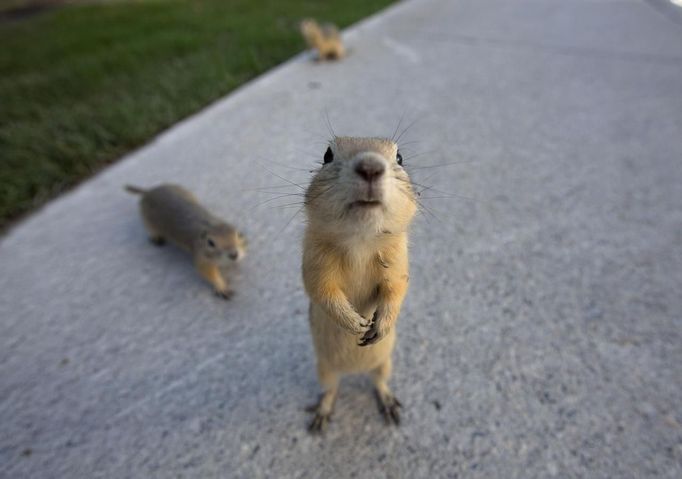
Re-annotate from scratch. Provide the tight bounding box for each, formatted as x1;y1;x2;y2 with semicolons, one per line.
300;18;346;61
125;184;246;299
302;136;417;432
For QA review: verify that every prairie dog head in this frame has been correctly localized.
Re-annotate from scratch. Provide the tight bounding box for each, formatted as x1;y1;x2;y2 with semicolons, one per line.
197;223;247;265
305;137;417;237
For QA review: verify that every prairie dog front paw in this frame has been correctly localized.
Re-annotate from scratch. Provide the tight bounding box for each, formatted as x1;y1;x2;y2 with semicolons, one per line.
358;311;384;346
215;288;235;300
346;314;372;335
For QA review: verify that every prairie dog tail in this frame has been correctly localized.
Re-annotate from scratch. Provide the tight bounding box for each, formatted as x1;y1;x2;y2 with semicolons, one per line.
300;18;324;46
125;185;147;195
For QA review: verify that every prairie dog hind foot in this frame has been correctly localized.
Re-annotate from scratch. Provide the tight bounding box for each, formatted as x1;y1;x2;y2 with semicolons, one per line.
372;358;401;425
306;396;333;434
375;390;402;426
307;367;339;434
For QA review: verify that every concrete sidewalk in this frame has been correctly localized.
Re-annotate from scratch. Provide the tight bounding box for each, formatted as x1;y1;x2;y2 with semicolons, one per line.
1;0;681;477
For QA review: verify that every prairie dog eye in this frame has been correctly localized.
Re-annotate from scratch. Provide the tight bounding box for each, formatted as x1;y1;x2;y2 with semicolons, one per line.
396;151;403;166
207;238;216;248
323;147;334;164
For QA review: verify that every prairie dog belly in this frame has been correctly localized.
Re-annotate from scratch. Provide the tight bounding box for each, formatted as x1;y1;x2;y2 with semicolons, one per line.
309;302;396;373
309;242;396;372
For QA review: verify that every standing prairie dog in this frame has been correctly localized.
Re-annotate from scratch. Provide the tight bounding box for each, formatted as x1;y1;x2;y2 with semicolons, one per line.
125;184;246;299
300;18;346;61
302;137;417;432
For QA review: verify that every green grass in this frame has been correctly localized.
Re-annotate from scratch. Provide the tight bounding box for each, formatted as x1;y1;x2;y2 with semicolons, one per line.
0;0;395;229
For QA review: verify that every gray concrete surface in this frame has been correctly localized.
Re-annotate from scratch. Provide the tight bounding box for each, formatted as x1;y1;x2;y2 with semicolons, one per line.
2;0;682;477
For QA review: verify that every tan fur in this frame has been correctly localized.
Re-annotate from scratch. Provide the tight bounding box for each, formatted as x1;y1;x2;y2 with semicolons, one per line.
125;184;246;299
302;136;417;432
300;18;346;61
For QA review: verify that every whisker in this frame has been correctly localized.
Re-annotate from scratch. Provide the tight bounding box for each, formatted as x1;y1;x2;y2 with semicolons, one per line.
419;195;474;201
391;111;407;142
324;109;336;138
255;193;305;206
417;186;479;203
401;149;439;161
242;184;301;192
396;186;418;205
397;139;422;148
292;147;327;161
254;154;316;174
415;198;442;223
276;205;306;235
254;190;305;196
395;116;421;144
396;175;481;204
271;201;306;209
269;160;315;172
415;171;440;185
305;183;337;204
301;129;332;142
409;160;476;171
256;162;306;191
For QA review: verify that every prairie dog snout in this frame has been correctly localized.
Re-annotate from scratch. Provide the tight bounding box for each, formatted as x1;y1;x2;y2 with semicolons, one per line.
353;153;388;204
354;154;386;183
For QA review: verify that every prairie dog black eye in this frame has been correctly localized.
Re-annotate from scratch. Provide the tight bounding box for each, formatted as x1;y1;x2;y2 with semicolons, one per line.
323;147;334;164
207;238;216;248
396;151;403;166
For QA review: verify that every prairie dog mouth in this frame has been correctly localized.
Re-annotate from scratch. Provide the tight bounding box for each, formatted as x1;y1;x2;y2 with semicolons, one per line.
350;200;383;209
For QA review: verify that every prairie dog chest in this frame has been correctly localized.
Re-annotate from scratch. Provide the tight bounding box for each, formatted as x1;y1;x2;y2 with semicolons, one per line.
338;247;382;313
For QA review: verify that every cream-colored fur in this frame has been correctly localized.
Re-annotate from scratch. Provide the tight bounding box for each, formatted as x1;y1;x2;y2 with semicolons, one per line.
302;136;416;432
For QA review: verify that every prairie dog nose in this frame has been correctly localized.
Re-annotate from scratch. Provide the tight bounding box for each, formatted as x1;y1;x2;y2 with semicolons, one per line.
354;157;385;183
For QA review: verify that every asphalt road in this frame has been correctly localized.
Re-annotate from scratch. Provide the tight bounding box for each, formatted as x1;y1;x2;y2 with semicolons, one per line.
1;0;681;477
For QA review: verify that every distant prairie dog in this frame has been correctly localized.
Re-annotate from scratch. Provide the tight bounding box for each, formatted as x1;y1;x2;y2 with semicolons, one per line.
302;137;417;432
125;184;246;299
300;18;346;61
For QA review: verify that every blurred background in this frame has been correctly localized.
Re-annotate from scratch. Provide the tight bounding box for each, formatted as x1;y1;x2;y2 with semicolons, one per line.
0;0;394;230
